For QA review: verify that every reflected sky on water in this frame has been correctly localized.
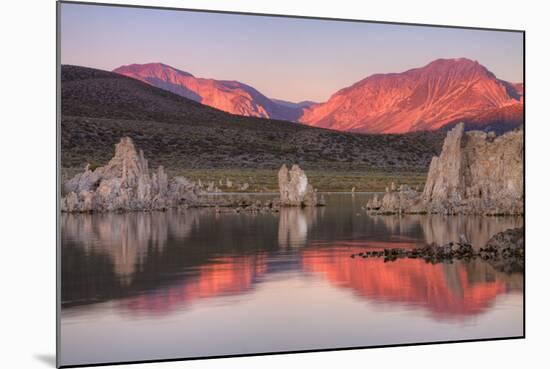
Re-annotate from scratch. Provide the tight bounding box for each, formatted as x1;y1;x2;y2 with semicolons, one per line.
60;194;523;366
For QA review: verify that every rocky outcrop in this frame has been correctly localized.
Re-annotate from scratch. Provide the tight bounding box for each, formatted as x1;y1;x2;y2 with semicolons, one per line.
422;123;523;214
350;227;524;273
350;240;478;263
62;142;327;213
278;164;324;207
367;123;523;215
61;137;199;212
481;227;524;273
366;183;425;214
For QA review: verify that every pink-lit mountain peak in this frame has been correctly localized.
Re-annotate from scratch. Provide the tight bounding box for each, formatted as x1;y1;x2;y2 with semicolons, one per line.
116;62;194;77
343;58;488;90
301;57;523;133
114;59;523;134
416;57;489;73
113;62;305;121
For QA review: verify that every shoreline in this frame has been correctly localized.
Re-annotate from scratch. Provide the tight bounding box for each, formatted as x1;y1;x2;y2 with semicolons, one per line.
62;166;429;194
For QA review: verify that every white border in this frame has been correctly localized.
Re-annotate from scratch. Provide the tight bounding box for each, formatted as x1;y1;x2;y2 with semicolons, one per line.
1;1;547;368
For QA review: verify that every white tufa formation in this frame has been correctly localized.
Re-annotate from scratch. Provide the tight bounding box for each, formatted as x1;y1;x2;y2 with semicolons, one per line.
62;137;199;212
278;164;319;207
366;123;523;215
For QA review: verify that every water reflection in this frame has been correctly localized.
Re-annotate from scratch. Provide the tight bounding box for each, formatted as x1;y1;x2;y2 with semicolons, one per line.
374;214;523;248
278;207;320;248
61;211;200;283
302;248;521;320
119;254;268;315
61;194;523;321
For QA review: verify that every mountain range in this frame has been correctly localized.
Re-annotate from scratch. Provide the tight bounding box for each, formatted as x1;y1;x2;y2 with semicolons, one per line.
113;63;309;122
300;58;523;133
113;58;523;134
61;65;444;172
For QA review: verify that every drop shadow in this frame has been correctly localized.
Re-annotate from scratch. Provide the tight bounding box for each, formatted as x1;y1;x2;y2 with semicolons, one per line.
34;354;56;367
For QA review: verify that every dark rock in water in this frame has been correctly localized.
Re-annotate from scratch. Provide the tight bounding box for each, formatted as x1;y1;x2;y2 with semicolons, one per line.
350;227;523;273
481;227;524;273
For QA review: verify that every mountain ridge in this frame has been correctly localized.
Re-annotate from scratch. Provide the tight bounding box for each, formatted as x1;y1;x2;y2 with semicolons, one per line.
61;65;445;172
113;62;305;122
300;58;523;133
113;58;523;134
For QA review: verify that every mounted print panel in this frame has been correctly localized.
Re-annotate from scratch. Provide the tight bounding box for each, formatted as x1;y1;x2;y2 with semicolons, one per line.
57;1;525;367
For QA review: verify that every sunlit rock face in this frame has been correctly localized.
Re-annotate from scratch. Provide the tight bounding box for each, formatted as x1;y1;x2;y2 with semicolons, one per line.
113;59;523;134
278;164;319;207
61;137;199;212
367;123;524;215
301;58;523;133
113;62;305;121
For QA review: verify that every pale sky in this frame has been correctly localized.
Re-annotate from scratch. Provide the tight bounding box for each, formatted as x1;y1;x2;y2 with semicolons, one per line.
60;2;524;103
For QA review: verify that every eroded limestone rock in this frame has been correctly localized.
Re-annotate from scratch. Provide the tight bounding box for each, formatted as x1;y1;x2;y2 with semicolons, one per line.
422;123;523;215
368;123;523;215
366;184;424;214
61;137;199;212
278;164;320;207
365;194;381;210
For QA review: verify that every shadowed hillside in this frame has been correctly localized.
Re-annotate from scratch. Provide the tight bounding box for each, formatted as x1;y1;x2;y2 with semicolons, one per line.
61;65;445;180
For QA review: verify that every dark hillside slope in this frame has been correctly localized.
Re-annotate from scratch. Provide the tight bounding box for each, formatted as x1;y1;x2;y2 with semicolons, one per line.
61;65;445;172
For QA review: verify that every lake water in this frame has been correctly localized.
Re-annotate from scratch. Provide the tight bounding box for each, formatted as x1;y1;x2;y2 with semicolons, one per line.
59;193;524;366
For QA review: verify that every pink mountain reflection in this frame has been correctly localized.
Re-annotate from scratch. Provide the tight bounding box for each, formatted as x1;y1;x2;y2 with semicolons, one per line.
117;245;519;321
302;246;518;321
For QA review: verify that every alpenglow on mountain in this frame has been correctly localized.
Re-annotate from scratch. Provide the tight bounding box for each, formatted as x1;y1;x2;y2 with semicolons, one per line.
113;63;310;122
114;58;523;134
300;58;523;133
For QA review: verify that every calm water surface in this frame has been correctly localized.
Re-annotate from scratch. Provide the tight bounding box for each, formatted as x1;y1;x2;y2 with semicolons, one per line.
60;193;523;366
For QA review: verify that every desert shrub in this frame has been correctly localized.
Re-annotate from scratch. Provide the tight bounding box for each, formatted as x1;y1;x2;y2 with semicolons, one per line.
88;161;102;172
